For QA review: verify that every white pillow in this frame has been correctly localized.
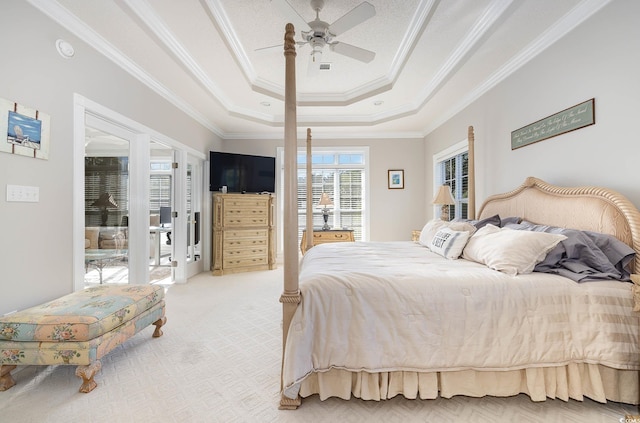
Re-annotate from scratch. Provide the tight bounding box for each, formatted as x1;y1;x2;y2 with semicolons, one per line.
429;227;471;259
462;224;566;276
419;219;476;248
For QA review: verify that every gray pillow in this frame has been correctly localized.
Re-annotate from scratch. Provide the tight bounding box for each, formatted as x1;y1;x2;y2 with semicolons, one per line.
499;216;521;227
472;214;501;230
454;214;501;230
507;220;635;282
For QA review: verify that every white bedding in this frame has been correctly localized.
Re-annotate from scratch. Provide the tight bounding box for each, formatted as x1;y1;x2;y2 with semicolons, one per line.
283;241;640;399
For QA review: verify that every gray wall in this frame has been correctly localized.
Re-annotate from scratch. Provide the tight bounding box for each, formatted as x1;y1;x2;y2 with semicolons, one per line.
425;0;640;216
0;2;221;314
223;137;426;242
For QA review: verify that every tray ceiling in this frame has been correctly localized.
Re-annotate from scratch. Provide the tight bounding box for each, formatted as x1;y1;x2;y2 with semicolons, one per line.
29;0;608;139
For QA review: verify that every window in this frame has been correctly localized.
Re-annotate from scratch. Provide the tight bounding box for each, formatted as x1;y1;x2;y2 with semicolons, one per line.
434;140;469;220
280;148;368;242
85;156;129;227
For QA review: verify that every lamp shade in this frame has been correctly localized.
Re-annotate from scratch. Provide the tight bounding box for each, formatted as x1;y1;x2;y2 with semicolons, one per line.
432;185;455;205
317;192;334;207
92;192;118;209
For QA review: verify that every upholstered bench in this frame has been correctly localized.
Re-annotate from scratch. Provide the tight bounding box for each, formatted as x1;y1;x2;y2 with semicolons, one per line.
0;284;166;393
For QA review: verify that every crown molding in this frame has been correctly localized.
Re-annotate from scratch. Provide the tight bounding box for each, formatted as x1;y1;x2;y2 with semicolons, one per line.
26;0;225;139
421;0;613;136
26;0;611;141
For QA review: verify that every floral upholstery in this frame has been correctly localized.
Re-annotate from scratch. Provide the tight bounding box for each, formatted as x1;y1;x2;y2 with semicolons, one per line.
0;285;164;343
1;302;164;366
0;284;166;393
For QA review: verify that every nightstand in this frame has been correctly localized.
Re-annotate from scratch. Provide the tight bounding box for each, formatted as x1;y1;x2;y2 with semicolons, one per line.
300;228;355;254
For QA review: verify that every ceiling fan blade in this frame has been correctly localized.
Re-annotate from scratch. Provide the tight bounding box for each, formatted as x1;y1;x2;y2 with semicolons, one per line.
330;42;375;63
255;40;307;53
328;1;376;36
254;44;283;52
270;0;311;32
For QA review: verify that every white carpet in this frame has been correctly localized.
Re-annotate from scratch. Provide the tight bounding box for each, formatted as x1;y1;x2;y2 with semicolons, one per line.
1;267;638;422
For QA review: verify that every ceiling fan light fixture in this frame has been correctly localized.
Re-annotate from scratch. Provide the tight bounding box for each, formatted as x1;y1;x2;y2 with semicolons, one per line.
269;0;376;75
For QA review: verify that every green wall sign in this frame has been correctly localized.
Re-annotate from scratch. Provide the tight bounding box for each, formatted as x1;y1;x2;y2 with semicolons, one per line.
511;98;595;150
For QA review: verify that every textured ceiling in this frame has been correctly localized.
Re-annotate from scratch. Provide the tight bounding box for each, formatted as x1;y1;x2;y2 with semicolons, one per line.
29;0;609;140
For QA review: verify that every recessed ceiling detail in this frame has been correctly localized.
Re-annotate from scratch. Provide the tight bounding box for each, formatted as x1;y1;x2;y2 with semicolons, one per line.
29;0;611;139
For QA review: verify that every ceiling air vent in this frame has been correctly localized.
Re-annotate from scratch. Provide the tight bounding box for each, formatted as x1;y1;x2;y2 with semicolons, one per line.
319;63;332;71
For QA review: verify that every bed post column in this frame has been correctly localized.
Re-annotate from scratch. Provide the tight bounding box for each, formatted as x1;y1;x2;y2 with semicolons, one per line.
305;128;314;252
468;125;476;219
279;23;302;410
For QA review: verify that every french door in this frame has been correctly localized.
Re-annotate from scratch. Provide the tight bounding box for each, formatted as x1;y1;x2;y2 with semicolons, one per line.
81;115;152;287
73;95;206;291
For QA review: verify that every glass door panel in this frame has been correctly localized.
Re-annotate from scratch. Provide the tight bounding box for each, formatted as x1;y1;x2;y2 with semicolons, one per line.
186;156;204;278
84;127;130;286
149;141;174;284
187;162;195;263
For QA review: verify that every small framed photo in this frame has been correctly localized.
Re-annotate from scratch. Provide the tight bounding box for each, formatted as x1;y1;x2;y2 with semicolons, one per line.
388;169;404;189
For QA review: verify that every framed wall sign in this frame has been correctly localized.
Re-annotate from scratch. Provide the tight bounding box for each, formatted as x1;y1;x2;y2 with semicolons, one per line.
511;98;595;150
388;169;404;189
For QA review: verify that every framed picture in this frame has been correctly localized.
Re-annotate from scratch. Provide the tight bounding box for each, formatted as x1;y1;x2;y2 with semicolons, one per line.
0;97;51;160
388;169;404;189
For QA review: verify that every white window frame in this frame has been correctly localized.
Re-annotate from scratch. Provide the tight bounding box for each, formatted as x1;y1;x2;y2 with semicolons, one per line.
276;146;370;254
432;139;468;220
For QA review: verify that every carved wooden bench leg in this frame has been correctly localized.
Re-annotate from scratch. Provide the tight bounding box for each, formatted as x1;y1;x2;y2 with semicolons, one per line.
0;365;17;391
75;360;102;393
152;316;167;338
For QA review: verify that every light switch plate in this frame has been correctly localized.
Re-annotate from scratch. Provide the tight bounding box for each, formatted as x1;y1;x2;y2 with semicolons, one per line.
6;184;39;202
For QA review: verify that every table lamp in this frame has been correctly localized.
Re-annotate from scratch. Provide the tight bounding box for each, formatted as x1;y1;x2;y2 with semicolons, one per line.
92;192;118;226
318;192;334;230
432;185;455;221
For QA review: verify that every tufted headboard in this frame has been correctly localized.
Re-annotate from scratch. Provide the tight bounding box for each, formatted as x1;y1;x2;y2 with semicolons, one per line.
477;177;640;274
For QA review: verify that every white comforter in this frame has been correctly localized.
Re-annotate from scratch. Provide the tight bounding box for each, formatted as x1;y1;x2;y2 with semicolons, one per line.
283;241;639;399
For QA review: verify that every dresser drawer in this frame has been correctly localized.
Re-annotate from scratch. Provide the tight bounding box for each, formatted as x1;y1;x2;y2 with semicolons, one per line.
223;255;268;269
223;246;268;259
313;232;353;242
224;216;269;227
224;206;268;218
222;198;270;209
224;229;269;240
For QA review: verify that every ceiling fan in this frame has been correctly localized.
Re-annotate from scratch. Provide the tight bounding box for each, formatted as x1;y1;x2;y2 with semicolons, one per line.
266;0;376;75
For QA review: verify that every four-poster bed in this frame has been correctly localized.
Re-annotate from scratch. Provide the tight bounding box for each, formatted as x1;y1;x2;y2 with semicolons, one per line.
279;24;640;409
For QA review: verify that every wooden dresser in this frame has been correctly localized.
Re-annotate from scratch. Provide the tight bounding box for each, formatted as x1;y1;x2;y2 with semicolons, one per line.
300;229;355;254
211;193;276;275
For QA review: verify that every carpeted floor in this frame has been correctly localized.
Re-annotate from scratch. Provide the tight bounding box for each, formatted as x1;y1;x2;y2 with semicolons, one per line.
1;267;638;422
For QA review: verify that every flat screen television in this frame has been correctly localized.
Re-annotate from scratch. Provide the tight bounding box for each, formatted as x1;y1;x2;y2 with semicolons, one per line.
209;151;276;193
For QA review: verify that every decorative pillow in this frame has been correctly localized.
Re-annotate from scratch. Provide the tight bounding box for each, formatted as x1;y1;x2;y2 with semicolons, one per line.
419;219;476;248
472;214;501;230
503;220;635;281
499;216;522;227
453;214;502;229
429;227;471;259
462;224;567;276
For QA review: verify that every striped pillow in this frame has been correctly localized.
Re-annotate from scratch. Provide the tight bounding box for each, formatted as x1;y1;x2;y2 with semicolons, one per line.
429;227;471;259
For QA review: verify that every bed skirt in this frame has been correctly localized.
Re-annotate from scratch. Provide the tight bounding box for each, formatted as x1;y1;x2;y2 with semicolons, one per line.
298;364;639;405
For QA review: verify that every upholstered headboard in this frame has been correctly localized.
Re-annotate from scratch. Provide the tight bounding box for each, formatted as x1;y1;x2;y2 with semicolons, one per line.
478;177;640;274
